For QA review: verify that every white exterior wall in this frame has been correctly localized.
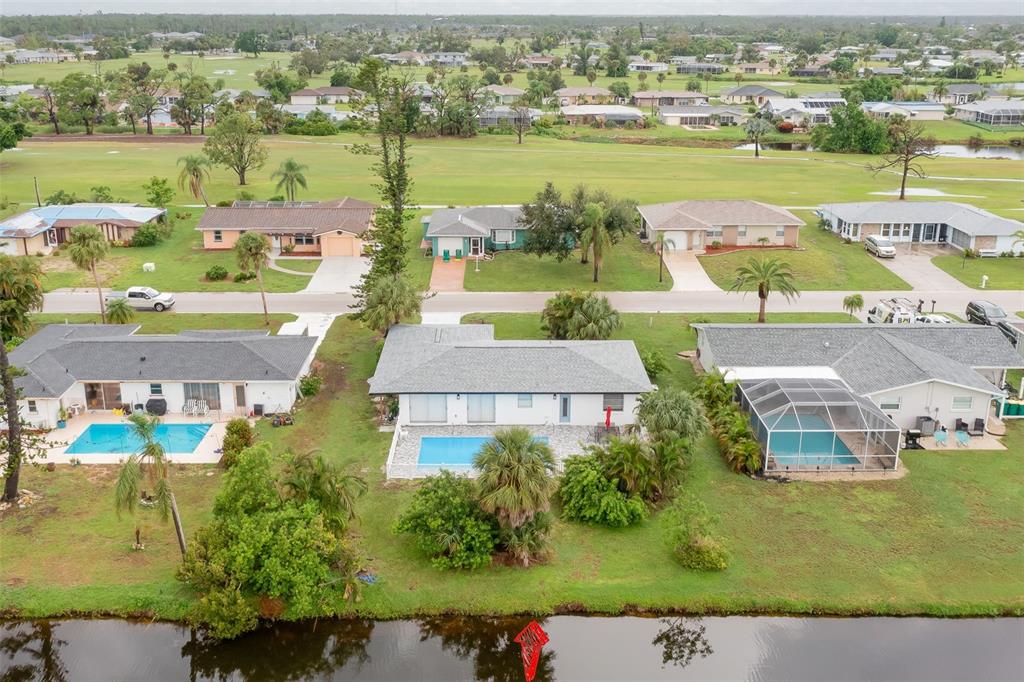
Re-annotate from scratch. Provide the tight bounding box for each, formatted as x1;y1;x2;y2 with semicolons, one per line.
245;381;298;414
869;382;995;431
994;235;1024;255
290;94;318;105
15;398;61;429
397;393;641;427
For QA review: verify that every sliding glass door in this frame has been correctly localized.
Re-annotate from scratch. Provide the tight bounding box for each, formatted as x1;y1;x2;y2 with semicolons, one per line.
184;383;221;410
84;383;122;410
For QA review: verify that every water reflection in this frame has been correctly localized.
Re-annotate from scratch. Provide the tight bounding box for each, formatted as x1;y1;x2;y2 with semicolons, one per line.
651;617;713;669
418;616;555;682
0;621;69;682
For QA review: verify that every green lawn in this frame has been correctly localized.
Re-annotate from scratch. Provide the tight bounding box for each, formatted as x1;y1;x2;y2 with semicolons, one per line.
463;235;672;292
698;215;913;291
28;312;297;335
931;256;1024;290
273;258;321;274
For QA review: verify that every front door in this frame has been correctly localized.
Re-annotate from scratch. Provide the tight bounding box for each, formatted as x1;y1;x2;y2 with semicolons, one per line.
271;235;282;249
923;224;937;242
469;237;483;256
234;384;246;413
559;394;571;423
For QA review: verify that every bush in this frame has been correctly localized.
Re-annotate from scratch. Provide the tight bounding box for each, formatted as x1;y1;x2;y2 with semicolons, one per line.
205;265;229;281
130;224;161;247
710;240;723;249
233;271;256;282
640;349;669;381
220;418;255;468
394;471;498;570
666;494;728;572
216;200;233;207
299;373;323;397
776;121;795;133
282;243;295;254
559;456;648;527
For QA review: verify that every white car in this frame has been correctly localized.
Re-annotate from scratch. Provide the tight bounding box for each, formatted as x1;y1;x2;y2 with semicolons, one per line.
864;235;897;258
105;286;176;312
915;314;954;324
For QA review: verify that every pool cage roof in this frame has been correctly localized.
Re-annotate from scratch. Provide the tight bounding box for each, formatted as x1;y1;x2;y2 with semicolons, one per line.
738;377;899;434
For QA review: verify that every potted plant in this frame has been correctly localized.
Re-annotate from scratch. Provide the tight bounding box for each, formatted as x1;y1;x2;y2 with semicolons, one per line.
57;407;68;429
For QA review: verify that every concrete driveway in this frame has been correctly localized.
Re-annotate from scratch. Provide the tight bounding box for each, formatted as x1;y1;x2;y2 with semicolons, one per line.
662;251;721;292
873;243;970;291
302;257;370;293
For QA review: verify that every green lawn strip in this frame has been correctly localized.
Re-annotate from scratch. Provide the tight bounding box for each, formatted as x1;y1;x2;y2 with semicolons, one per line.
28;312;297;335
698;216;912;291
404;210;434;290
463;235;671;292
930;256;1024;290
273;258;321;274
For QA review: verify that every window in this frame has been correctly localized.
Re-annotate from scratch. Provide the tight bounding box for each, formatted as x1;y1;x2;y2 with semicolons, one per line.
409;394;447;423
738;226;747;237
184;383;221;410
879;397;901;411
149;383;163;396
706;228;722;238
294;234;315;245
775;227;785;237
467;394;496;423
27;400;37;414
951;396;973;411
493;229;514;244
213;230;223;243
517;394;533;408
603;393;624;412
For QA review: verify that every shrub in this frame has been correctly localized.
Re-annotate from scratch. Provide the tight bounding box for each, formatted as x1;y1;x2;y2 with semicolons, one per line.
666;494;729;572
299;373;323;397
394;471;498;570
216;200;233;207
233;271;256;282
220;418;255;468
130;224;161;247
776;121;795;133
205;265;229;281
559;455;648;527
282;243;295;254
710;240;723;249
640;349;668;380
636;388;707;443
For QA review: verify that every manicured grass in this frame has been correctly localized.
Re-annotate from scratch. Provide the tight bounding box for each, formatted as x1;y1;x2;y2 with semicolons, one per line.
3;314;1023;621
698;215;913;291
463;235;672;292
930;256;1024;290
28;312;297;335
917;119;1024;144
273;258;321;274
404;210;434;290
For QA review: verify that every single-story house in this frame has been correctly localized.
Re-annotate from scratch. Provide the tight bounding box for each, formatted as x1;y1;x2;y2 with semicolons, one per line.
425;52;469;67
214;88;272;103
720;85;784;105
818;201;1024;255
7;324;317;429
483;84;526;104
196;197;375;256
789;67;831;77
628;60;670;73
871;49;909;62
929;83;985;105
736;62;780;75
379;50;427;65
637;200;804;252
861;66;905;77
553;86;614;106
694;323;1022;436
860;101;947;121
631;90;709;109
477;105;542;127
560;104;645;126
520;55;555;69
675;62;728;75
762;94;846;126
0;204;166;256
289;86;362;105
280;104;357;122
658;105;748;127
953;99;1024;126
422;206;528;258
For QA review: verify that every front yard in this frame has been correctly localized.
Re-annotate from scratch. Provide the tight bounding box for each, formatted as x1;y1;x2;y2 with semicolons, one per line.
4;313;1022;622
930;255;1024;290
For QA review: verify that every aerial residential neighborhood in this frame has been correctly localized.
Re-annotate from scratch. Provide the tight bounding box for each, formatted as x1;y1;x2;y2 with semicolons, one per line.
0;7;1022;679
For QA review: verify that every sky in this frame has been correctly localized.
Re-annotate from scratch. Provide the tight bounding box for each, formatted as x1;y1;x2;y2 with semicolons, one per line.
2;0;1022;15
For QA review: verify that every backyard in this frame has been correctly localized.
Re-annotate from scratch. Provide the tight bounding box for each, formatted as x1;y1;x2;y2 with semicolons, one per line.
4;313;1022;622
930;255;1024;290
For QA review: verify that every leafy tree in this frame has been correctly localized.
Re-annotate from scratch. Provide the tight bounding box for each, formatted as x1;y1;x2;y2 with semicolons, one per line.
255;63;308;104
116;62;168;134
843;293;865;319
203;113;268;185
635;388;707;442
728;256;800;323
474;427;557;535
142;176;174;207
280;451;367;535
235;30;267;58
520;182;572;261
89;185;115;202
177;154;211;206
579;202;611;283
640;348;668;380
361;275;422;337
841;76;899;104
55;72;103;135
33;82;61;134
105;297;134;324
394;470;497;570
566;294;622;340
510;98;533;145
867;116;938;200
234;232;272;325
558;455;648;527
114;413;187;555
66;225;110;323
0;256;45;502
329;65;353;87
43;189;82;205
743;114;774;158
607;81;631;100
810;102;889;154
666;494;728;571
270;158;309;202
540;289;588;339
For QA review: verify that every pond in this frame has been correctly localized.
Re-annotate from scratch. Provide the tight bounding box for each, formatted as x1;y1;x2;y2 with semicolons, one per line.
2;616;1021;681
734;142;1024;159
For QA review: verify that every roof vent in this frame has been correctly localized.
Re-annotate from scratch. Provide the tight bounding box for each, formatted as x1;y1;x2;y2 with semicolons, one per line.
823;342;830;350
140;356;146;362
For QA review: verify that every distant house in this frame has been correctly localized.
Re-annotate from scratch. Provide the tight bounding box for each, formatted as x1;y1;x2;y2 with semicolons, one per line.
483;84;526;104
553;86;613;106
425;52;469;67
818;201;1024;255
289;86;362;105
11;48;74;64
871;48;909;61
628;60;670;73
929;83;985;105
0;204;166;256
720;85;784;105
380;51;426;65
214;88;272;103
280;105;356;122
631;90;709;109
520;54;555;69
953;99;1024;126
860;101;946;121
0;36;16;48
674;62;728;75
637;200;803;252
0;84;42;102
961;49;1005;66
658;105;748;127
862;66;905;77
762;93;846;126
196;198;375;257
735;62;780;75
422;206;529;258
477;105;541;127
560;104;645;126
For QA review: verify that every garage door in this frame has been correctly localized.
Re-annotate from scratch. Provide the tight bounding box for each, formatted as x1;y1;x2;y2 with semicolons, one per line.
319;234;360;257
662;231;689;252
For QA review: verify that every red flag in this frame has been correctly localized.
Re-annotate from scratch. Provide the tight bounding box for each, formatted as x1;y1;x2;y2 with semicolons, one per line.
513;621;549;682
605;406;612;428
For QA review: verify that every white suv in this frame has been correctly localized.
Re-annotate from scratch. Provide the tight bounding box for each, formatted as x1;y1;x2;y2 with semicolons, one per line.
864;235;897;258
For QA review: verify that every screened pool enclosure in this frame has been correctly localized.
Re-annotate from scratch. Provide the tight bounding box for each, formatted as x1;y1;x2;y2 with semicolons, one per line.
738;378;901;473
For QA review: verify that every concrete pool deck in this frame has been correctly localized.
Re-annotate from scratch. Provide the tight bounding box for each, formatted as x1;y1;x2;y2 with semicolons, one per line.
40;412;233;465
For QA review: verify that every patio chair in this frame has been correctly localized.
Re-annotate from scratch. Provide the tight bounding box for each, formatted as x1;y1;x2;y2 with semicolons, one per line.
183;399;197;416
195;400;209;416
968;418;985;437
955;418;969;432
955;430;970;448
933;429;948;448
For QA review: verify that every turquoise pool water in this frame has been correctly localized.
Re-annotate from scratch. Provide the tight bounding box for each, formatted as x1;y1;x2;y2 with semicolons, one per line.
767;415;860;466
65;423;212;455
418;436;550;467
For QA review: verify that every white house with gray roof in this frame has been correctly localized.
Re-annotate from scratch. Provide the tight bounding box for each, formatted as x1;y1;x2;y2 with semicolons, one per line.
6;325;317;429
422;206;528;258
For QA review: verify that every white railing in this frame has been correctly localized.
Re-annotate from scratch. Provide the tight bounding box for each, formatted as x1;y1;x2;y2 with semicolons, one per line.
384;424;403;478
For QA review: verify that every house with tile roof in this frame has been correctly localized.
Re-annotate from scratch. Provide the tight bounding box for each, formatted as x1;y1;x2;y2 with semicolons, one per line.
422;206;534;259
288;86;363;105
0;204;166;256
636;200;804;252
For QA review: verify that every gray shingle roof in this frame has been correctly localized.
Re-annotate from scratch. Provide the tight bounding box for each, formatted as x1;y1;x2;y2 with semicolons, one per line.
10;325;316;398
368;324;654;394
424;206;523;238
818;201;1023;238
637;200;804;231
723;85;784;97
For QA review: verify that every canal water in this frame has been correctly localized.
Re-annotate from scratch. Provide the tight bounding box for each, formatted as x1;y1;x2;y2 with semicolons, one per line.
733;142;1024;159
2;616;1022;681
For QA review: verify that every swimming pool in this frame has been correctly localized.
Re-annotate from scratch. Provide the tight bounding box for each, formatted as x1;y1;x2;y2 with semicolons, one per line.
768;430;861;467
65;423;212;455
418;436;550;467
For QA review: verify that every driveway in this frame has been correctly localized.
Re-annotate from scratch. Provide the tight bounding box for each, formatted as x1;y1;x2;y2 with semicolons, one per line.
302;257;370;293
428;257;466;292
874;243;970;292
662;251;721;292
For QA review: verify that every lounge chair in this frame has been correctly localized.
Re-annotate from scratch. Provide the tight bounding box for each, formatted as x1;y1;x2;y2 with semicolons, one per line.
933;429;948;447
183;399;198;416
968;418;985;437
955;430;970;447
195;400;210;416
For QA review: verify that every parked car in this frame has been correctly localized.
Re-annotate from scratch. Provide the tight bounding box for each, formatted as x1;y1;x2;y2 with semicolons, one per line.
105;286;176;312
995;320;1024;349
916;313;955;324
965;300;1007;326
867;297;920;324
864;235;897;258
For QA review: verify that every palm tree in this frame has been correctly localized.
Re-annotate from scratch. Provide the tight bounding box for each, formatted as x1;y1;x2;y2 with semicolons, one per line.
635;388;708;442
271;158;309;202
361;275;422;337
566;294;622;340
1011;229;1024;250
106;297;135;324
282;450;367;534
65;224;110;323
590;435;657;500
473;427;557;530
114;413;187;556
931;78;949;102
176;154;211;206
234;231;272;326
728;256;800;323
654;232;676;283
743;116;774;158
694;369;733;412
579;202;611;283
842;293;865;320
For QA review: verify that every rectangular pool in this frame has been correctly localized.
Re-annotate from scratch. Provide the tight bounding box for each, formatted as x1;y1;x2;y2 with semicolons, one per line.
65;423;213;455
418;436;550;467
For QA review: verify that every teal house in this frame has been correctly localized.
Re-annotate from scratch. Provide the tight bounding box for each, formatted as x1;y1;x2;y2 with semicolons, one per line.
422;206;527;259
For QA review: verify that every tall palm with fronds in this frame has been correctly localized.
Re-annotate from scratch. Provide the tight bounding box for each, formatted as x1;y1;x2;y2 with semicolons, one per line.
743;116;774;158
842;293;864;320
474;427;557;530
106;297;135;324
694;369;733;412
590;435;658;500
566;294;622;340
362;275;422;337
635;388;708;442
1012;229;1024;250
728;256;800;323
931;79;948;102
65;224;110;323
579;202;611;283
282;451;367;534
114;413;187;556
177;154;211;206
271;158;309;202
234;231;272;326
